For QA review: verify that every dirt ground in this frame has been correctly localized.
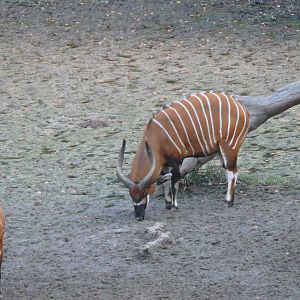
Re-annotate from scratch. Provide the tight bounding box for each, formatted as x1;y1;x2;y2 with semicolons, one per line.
0;1;299;299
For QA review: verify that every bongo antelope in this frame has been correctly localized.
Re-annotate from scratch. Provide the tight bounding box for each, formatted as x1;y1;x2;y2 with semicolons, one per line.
117;92;250;220
0;207;4;297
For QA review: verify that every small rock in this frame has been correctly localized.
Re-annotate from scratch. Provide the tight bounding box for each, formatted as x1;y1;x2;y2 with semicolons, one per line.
79;119;108;129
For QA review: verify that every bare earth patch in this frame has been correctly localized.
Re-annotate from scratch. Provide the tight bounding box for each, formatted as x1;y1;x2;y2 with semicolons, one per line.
0;1;299;299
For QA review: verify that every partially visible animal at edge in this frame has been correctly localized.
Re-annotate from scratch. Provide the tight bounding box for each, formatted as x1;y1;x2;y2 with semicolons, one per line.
0;207;5;298
117;92;250;220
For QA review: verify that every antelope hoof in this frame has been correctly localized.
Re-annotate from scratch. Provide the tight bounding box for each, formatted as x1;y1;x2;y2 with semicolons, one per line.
165;202;172;210
172;205;179;211
225;200;234;207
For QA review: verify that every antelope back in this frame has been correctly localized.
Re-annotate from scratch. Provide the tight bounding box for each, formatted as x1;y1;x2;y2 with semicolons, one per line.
151;92;250;158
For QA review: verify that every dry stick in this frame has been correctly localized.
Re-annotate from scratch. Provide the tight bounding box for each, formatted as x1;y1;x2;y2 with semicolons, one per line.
140;222;172;254
180;80;300;177
140;232;172;254
144;222;167;239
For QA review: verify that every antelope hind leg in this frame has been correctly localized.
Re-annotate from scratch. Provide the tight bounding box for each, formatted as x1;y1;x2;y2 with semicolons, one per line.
225;169;238;207
218;144;239;207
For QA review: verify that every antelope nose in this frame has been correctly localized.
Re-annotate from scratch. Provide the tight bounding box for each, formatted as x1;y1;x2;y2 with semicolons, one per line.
136;216;144;221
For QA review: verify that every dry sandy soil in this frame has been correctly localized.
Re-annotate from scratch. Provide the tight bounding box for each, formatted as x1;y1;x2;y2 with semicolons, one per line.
0;1;299;299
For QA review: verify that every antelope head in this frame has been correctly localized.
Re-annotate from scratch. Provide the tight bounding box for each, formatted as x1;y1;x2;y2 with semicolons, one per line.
116;139;158;221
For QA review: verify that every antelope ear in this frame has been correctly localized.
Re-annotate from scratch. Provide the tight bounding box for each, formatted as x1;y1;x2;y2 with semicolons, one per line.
156;173;172;185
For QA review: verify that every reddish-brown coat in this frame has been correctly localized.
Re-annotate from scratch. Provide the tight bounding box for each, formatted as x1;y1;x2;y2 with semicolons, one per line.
130;92;250;192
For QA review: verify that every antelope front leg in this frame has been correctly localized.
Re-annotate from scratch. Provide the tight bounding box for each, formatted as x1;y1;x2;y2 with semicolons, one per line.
225;169;238;207
170;166;182;210
163;180;173;209
163;165;181;210
171;181;179;210
163;180;179;210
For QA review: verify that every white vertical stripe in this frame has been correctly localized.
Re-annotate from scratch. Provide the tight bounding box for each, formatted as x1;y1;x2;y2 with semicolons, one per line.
212;92;222;140
229;96;240;146
201;93;217;144
192;94;214;150
222;92;231;142
183;98;210;154
176;101;207;155
232;102;249;150
161;109;188;155
168;106;195;156
152;119;182;155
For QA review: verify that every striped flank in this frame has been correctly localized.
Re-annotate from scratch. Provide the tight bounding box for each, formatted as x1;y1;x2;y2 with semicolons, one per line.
151;92;250;159
152;119;182;155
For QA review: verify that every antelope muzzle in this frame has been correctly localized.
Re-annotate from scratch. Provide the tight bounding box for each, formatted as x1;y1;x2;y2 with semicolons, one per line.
132;194;149;221
134;202;147;221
